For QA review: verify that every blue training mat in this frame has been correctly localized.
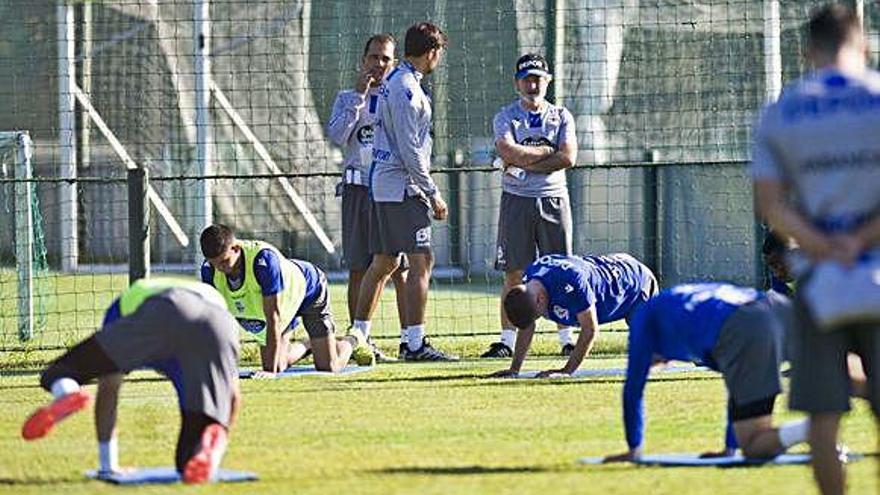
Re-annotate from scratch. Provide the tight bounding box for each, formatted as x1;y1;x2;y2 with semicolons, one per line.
516;365;708;379
239;364;372;379
86;467;258;484
578;452;863;467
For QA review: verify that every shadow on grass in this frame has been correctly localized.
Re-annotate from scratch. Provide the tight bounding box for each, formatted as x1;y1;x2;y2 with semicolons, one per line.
0;374;172;391
0;477;90;486
373;465;550;475
345;373;722;388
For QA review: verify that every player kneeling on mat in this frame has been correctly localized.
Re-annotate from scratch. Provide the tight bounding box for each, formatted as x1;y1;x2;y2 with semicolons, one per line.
200;224;374;378
22;278;241;484
604;283;808;462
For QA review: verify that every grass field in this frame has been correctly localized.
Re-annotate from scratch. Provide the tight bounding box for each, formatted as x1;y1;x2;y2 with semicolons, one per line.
0;358;877;495
0;271;629;367
1;272;877;494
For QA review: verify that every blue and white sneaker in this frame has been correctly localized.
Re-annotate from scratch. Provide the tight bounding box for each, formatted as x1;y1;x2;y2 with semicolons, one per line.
403;338;459;362
480;342;513;358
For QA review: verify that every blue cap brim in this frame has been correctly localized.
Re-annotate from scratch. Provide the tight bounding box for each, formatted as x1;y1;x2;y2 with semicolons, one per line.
515;69;552;79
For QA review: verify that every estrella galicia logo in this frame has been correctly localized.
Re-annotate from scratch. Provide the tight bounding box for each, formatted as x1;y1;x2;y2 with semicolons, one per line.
238;318;266;334
520;136;553;148
234;300;246;313
357;125;374;145
552;305;569;321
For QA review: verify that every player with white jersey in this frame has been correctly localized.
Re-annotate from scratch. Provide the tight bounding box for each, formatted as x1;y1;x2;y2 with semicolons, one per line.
603;283;809;463
327;33;405;362
490;253;657;377
350;22;457;361
482;53;579;359
751;5;880;494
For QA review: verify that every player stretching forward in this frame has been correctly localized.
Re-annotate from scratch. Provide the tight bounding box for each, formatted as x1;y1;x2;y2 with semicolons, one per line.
604;283;809;462
491;253;657;377
200;224;373;377
22;278;241;484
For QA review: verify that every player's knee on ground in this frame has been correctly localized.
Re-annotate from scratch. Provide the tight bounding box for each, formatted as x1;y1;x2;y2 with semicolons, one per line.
731;396;779;458
40;337;117;391
175;412;220;473
310;336;343;372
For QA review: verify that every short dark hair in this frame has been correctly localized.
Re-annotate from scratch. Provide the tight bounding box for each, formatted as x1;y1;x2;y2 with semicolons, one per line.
761;232;789;257
404;22;447;58
363;33;396;58
504;285;540;329
808;4;861;56
200;224;235;258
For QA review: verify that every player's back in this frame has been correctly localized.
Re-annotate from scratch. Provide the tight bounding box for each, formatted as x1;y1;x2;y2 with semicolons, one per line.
642;283;762;363
757;68;880;232
371;61;432;201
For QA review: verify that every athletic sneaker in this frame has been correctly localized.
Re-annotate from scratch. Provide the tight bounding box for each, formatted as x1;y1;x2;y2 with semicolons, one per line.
346;327;376;367
22;389;92;440
403;338;459;362
182;423;228;484
560;343;575;357
369;339;397;363
398;343;408;360
480;342;513;358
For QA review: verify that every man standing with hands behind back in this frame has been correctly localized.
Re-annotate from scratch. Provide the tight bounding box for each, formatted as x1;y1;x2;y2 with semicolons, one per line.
351;22;458;361
751;5;880;494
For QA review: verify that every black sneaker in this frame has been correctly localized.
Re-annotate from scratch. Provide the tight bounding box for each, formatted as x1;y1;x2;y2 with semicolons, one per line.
480;342;513;358
403;338;459;362
369;339;397;363
398;343;408;360
560;343;575;357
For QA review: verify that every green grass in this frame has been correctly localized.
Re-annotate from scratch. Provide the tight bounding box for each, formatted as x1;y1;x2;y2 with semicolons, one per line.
0;271;629;367
0;358;876;495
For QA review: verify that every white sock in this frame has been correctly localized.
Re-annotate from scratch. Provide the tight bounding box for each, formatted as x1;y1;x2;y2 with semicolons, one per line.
407;324;425;351
50;377;80;399
779;418;810;449
98;437;119;472
399;328;408;345
500;328;516;349
353;319;371;339
558;327;576;347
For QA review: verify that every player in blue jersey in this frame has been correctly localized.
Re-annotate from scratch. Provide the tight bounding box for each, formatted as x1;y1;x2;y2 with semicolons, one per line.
490;253;657;377
199;224;373;377
482;53;579;359
603;283;810;463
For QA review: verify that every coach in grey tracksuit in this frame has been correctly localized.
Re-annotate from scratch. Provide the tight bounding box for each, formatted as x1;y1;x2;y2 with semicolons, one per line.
349;22;457;362
327;34;407;360
751;5;880;494
481;53;578;359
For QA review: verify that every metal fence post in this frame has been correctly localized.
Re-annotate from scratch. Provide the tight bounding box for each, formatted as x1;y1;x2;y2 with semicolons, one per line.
643;150;661;283
128;167;150;283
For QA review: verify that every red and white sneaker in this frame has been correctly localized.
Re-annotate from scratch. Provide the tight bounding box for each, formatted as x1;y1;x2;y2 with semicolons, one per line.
22;390;92;440
182;423;228;484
